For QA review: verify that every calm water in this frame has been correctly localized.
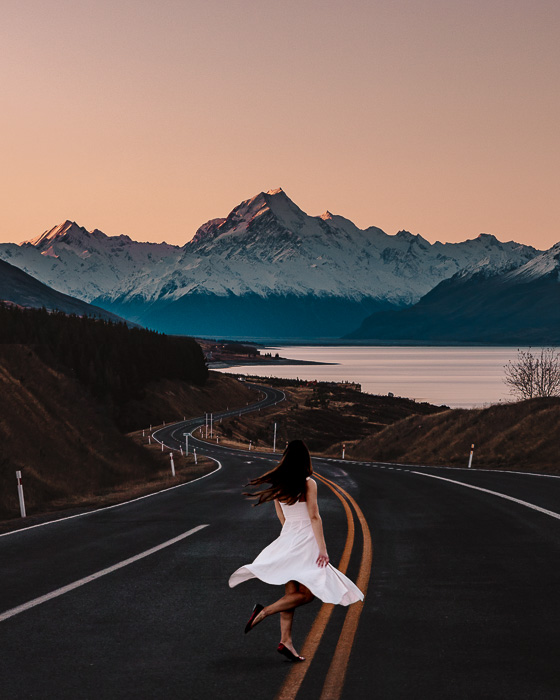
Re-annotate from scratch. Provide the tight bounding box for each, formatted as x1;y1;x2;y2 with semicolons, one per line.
218;346;526;408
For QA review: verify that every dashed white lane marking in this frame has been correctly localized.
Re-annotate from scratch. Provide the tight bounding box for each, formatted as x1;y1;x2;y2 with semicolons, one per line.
0;459;222;540
0;525;208;623
411;471;560;521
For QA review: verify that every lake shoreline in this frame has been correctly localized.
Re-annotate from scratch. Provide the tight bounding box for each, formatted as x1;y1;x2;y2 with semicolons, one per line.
207;357;335;369
195;336;528;348
216;345;525;409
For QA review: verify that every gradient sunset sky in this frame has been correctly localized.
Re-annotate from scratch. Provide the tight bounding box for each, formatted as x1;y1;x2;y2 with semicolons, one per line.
2;0;559;248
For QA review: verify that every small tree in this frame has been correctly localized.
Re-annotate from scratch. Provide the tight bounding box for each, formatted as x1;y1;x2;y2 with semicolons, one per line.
504;348;560;399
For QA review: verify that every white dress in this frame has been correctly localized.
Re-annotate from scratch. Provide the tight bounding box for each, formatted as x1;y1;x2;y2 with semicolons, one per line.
228;494;364;606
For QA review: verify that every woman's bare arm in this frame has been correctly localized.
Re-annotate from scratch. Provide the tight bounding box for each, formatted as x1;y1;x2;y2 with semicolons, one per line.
274;499;286;526
305;479;329;567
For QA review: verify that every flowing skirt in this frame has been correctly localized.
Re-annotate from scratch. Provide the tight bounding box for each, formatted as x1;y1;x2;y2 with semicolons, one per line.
228;518;363;606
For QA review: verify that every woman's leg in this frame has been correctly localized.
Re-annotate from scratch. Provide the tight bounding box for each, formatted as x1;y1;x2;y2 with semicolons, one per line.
251;581;314;630
279;582;298;650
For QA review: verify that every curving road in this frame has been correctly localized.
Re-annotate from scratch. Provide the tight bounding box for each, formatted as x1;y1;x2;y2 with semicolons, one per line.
1;383;559;699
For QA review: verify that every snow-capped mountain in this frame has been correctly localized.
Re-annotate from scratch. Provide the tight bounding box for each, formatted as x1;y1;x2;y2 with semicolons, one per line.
134;188;537;304
346;243;560;344
503;241;560;282
0;220;180;303
0;189;544;338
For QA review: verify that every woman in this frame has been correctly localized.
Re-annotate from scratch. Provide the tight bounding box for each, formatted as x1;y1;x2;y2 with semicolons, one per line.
228;440;363;662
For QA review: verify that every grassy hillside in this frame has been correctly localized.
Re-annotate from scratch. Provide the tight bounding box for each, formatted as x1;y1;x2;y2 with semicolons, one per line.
122;371;258;432
0;344;161;519
350;397;560;473
0;339;255;523
197;376;559;474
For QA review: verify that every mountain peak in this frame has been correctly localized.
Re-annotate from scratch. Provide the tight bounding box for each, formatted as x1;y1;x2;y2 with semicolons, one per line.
475;233;501;245
22;220;90;248
188;188;308;246
395;229;429;243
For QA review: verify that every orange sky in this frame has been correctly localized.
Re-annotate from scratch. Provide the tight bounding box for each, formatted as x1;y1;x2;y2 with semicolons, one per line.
1;0;559;249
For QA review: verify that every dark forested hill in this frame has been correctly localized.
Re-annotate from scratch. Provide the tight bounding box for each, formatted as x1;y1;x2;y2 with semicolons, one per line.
0;258;130;323
0;304;208;427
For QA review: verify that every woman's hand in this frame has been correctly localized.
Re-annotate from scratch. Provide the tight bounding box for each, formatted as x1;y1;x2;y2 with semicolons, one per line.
316;551;329;568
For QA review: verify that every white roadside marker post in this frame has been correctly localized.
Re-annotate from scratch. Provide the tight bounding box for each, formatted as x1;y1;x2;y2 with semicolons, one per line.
16;471;26;518
216;436;219;444
180;446;183;456
210;413;213;437
194;448;198;465
169;452;175;477
205;413;208;439
249;440;252;451
184;433;189;455
273;423;277;453
161;441;164;452
342;443;346;460
150;424;152;431
468;443;475;469
148;436;152;445
142;429;145;437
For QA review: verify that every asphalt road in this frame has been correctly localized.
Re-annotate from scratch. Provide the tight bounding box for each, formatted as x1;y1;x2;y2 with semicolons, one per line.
1;383;559;700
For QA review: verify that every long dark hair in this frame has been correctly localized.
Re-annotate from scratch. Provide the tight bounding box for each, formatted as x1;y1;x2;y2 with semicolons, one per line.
245;440;313;506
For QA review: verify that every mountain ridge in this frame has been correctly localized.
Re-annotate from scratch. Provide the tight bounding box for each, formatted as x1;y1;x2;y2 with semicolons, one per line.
0;188;548;338
346;245;560;344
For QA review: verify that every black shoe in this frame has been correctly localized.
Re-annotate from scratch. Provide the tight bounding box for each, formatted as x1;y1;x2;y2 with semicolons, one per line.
244;603;264;634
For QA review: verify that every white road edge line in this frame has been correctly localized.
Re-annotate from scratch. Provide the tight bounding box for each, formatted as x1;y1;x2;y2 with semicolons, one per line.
376;461;560;480
1;386;279;540
0;459;222;540
0;524;208;623
411;471;560;521
318;454;560;479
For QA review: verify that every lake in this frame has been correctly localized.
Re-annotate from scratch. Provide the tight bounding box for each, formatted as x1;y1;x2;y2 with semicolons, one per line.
218;346;526;408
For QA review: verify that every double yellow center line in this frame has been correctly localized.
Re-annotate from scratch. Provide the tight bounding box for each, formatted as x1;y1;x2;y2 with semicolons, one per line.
275;472;373;700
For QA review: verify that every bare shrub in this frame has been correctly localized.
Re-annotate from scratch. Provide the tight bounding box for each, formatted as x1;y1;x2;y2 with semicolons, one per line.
504;348;560;399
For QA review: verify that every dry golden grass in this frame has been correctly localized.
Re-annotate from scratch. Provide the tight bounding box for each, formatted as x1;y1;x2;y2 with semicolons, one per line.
350;397;560;473
0;346;254;522
0;345;160;520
